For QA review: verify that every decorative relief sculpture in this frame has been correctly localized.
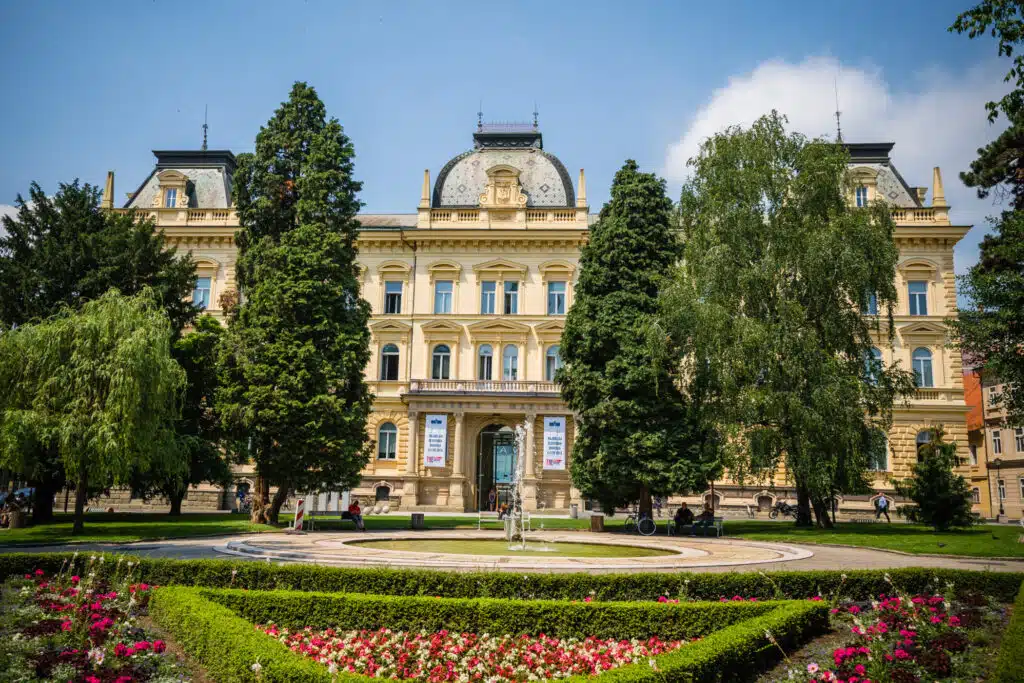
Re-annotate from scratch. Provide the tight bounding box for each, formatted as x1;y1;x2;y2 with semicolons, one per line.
478;165;528;209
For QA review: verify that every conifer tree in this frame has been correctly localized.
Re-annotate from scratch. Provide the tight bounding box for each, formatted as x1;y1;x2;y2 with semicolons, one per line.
217;82;372;524
559;160;721;517
893;427;974;531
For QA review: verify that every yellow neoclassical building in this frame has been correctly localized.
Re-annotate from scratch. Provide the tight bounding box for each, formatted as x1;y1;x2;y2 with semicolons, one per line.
110;128;975;517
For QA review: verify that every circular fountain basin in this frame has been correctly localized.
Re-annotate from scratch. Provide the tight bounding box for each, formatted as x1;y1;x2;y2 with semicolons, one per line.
348;538;675;558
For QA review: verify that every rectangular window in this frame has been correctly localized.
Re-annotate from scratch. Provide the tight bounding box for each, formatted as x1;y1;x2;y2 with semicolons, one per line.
480;281;496;314
908;281;928;316
972;488;981;504
378;430;397;460
503;280;519;314
164;188;177;208
434;280;453;314
969;444;978;466
855;186;868;207
861;291;878;315
1016;427;1024;452
869;437;888;472
547;281;567;315
193;277;211;310
998;479;1006;500
992;429;1002;455
380;351;399;381
1020;478;1024;500
383;281;402;314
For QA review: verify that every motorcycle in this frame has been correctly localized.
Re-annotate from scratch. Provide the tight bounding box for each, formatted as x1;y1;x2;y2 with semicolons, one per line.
768;500;797;520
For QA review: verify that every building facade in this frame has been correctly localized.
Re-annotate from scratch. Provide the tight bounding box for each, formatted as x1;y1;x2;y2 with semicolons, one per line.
109;130;975;517
980;375;1024;521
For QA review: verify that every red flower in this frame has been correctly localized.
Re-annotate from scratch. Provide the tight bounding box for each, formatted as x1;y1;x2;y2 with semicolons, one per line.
153;640;166;653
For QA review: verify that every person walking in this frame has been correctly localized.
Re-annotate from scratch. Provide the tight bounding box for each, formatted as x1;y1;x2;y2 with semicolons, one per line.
875;494;891;523
487;486;497;512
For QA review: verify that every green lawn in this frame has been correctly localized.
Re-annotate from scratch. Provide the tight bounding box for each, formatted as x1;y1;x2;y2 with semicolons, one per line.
0;513;276;546
725;520;1024;558
348;538;674;558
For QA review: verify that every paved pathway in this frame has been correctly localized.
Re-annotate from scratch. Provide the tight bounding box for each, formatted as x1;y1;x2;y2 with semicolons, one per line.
2;530;1023;574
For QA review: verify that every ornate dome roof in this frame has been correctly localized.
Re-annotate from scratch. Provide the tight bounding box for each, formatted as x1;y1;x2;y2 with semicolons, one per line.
433;126;575;208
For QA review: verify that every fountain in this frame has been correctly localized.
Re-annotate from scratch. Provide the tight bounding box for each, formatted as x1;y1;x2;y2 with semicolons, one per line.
505;420;529;547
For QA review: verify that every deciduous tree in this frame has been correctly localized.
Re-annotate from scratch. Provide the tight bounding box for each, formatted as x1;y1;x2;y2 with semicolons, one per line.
0;290;185;534
217;82;373;524
0;181;196;522
659;112;915;527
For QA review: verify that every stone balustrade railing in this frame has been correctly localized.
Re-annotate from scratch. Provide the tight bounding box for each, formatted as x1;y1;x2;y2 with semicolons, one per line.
407;379;560;395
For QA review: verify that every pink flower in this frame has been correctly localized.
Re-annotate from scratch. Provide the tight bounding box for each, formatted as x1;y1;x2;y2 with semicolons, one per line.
71;575;80;584
85;677;101;683
808;663;820;674
153;640;166;653
930;616;943;624
894;648;911;660
848;605;861;614
60;621;72;631
855;664;866;674
584;596;593;603
133;640;151;651
114;643;135;658
34;569;44;577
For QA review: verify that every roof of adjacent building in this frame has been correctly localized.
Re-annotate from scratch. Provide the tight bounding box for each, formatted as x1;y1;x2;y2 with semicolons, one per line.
845;142;922;208
124;150;236;209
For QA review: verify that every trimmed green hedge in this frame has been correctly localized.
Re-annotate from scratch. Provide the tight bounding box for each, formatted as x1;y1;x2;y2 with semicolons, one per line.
151;586;829;683
3;552;1022;603
994;579;1024;683
205;587;774;640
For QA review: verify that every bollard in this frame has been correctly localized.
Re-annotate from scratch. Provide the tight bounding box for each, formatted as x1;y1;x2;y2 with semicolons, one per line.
294;498;305;531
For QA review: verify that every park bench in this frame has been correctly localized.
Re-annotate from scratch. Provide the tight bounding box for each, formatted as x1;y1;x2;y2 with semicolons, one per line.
306;510;360;531
477;510;501;530
668;517;724;537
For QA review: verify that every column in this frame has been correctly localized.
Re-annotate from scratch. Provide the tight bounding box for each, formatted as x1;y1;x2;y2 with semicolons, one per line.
450;411;466;510
523;411;538;511
402;411;419;508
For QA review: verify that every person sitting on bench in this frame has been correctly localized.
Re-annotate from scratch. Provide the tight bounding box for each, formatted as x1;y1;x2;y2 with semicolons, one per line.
692;503;715;536
347;500;365;531
674;503;694;533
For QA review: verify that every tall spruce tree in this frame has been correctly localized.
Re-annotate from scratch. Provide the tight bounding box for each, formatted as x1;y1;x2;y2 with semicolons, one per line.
0;181;196;521
217;82;372;524
660;112;915;527
559;160;721;517
949;1;1024;426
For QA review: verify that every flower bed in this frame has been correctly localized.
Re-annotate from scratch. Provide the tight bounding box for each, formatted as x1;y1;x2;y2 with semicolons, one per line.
0;556;189;682
258;625;687;681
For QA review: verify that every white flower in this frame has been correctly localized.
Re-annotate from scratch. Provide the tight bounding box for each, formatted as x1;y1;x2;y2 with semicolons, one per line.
841;573;847;580
88;647;105;665
883;573;892;583
328;662;338;674
251;660;263;674
648;658;657;670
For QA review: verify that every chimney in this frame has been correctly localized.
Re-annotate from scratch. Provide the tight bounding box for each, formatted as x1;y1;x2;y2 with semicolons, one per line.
101;171;115;210
577;168;587;208
915;187;927;204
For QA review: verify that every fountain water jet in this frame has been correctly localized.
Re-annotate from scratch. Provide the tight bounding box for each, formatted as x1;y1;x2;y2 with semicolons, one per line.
505;420;529;547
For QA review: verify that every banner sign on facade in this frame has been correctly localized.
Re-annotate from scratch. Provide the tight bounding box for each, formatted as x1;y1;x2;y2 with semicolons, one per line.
543;416;566;470
424;414;448;468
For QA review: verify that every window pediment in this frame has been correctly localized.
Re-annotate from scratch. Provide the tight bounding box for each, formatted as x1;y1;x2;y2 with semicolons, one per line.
377;260;413;277
421;319;463;341
472;258;528;278
370;319;412;342
467;319;531;343
427;260;462;281
534;319;565;342
898;258;939;275
538;259;575;281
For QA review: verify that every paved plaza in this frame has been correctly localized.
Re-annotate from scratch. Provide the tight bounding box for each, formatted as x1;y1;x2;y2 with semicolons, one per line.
3;529;1024;574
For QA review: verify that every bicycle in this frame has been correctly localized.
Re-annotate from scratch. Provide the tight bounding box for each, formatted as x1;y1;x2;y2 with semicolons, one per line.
624;509;657;536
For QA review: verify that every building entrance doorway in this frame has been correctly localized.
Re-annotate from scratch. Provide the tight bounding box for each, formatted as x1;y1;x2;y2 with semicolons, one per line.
477;424;518;512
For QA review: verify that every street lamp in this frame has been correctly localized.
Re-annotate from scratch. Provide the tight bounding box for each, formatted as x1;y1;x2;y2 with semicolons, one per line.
993;457;1004;517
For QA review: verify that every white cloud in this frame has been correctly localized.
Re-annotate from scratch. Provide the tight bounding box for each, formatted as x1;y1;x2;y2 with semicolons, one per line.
663;56;1009;275
0;204;15;238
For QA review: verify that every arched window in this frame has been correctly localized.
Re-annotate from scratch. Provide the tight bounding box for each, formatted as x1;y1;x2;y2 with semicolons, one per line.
379;343;399;381
375;484;392;502
864;347;882;385
912;348;933;388
377;422;397;460
916;429;933;462
855;185;868;207
545;345;563;381
868;428;889;471
478;344;493;380
502;344;518;381
972;487;981;504
432;344;451;380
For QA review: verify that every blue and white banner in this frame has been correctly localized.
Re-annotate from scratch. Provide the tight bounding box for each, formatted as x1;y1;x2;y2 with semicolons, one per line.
424;414;448;468
543;416;566;470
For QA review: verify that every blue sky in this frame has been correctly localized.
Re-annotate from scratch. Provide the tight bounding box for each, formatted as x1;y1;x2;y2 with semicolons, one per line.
0;0;1010;272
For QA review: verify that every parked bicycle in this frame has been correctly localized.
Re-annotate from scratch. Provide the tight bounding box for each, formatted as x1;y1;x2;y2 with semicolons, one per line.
768;500;797;520
623;509;657;536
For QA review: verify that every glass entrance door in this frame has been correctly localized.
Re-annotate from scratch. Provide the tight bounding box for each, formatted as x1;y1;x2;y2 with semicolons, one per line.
477;425;517;512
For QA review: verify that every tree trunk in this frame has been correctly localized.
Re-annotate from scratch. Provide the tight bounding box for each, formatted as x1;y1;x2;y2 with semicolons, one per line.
72;469;88;536
637;485;653;519
267;485;290;526
794;483;814;527
811;496;834;529
31;477;57;525
250;476;270;524
168;488;185;516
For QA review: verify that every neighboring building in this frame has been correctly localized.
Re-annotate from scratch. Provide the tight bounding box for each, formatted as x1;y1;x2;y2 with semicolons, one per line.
980;375;1024;521
962;366;992;517
101;132;972;516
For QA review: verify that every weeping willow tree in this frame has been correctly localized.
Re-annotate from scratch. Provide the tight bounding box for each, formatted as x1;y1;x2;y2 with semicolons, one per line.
0;290;186;534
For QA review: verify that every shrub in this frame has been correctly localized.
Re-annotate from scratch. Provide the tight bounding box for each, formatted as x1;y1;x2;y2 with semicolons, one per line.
151;586;829;683
994;579;1024;683
0;553;1020;603
893;426;975;530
